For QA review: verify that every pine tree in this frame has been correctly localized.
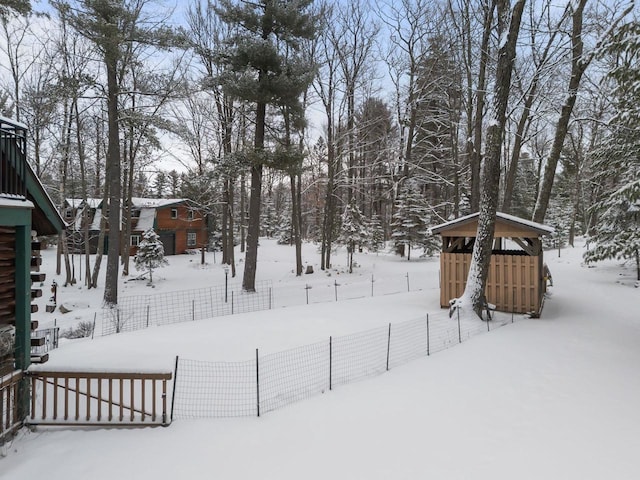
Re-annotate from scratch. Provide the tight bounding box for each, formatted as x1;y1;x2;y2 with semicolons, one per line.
391;181;438;261
338;198;369;273
583;22;640;280
368;214;385;253
134;228;168;284
215;0;317;292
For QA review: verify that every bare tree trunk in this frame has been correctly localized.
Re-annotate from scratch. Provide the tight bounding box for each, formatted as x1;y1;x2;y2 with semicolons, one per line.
91;180;109;289
242;98;266;292
240;172;246;253
103;53;121;306
532;0;633;223
460;0;525;318
470;0;496;212
74;101;92;288
532;0;587;223
502;7;567;213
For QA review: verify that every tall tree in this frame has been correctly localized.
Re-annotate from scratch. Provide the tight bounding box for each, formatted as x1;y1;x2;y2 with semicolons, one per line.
56;0;179;306
532;0;634;223
584;21;640;280
215;0;316;292
454;0;526;318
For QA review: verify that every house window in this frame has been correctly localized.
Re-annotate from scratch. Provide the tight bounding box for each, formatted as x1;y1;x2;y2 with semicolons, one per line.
171;208;178;219
131;235;141;247
65;209;73;219
132;209;140;218
187;210;194;221
187;232;197;247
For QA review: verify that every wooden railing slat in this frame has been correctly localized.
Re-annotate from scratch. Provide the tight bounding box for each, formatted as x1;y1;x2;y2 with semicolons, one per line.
25;370;171;427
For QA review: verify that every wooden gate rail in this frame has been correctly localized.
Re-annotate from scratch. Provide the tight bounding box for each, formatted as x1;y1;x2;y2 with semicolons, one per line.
1;370;23;441
27;370;172;427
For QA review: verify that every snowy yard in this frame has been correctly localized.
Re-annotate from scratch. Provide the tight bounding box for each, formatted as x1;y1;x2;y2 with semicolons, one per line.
1;239;639;479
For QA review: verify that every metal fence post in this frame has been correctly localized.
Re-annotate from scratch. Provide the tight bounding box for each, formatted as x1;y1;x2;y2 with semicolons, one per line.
371;275;374;297
426;314;430;356
146;305;150;328
406;273;410;292
232;291;234;315
192;300;195;321
269;287;272;310
170;355;179;423
386;323;391;371
256;348;260;417
457;307;461;343
92;312;96;340
334;280;339;301
329;336;332;391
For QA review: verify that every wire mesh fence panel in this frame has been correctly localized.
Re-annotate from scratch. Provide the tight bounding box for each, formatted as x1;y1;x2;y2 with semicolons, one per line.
331;325;389;387
425;312;463;355
271;272;426;309
172;358;256;418
100;281;272;336
388;318;428;369
260;341;330;414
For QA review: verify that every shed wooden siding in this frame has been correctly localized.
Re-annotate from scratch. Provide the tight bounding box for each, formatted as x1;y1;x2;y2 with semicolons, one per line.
440;252;542;314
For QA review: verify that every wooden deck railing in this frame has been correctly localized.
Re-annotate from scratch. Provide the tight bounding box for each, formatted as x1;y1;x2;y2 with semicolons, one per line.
27;370;172;427
0;370;23;442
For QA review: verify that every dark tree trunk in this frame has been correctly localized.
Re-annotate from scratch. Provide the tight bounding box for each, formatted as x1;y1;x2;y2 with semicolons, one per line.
470;0;496;212
103;54;121;306
463;0;526;318
533;0;587;223
242;100;266;292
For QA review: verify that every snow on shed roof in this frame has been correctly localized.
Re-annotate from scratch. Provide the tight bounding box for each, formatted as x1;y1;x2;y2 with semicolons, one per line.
430;211;554;236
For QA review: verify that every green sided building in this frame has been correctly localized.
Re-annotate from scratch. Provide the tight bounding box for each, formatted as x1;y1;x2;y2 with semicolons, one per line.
0;117;64;431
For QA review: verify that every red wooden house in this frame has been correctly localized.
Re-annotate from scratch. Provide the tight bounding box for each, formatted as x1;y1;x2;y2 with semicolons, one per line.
128;198;208;255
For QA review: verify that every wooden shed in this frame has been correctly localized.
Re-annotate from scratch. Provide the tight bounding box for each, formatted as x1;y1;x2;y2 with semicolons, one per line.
431;212;554;316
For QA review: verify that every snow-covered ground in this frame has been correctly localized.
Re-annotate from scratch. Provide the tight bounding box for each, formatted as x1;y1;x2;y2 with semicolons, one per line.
1;239;639;479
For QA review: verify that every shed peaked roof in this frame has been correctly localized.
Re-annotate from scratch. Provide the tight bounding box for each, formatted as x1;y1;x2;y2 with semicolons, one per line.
430;212;554;237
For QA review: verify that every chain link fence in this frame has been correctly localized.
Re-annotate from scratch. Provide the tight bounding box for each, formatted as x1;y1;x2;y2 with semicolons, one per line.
171;310;515;419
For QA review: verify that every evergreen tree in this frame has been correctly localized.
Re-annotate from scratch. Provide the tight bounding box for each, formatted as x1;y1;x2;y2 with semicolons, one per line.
215;0;317;292
368;214;385;253
134;228;168;284
391;181;438;261
583;22;640;280
276;212;292;245
338;198;369;273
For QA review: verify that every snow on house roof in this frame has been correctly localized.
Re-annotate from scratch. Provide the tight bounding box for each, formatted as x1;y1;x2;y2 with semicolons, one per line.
66;198;83;209
66;198;103;209
430;211;554;236
135;208;156;232
90;208;102;231
131;197;186;208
